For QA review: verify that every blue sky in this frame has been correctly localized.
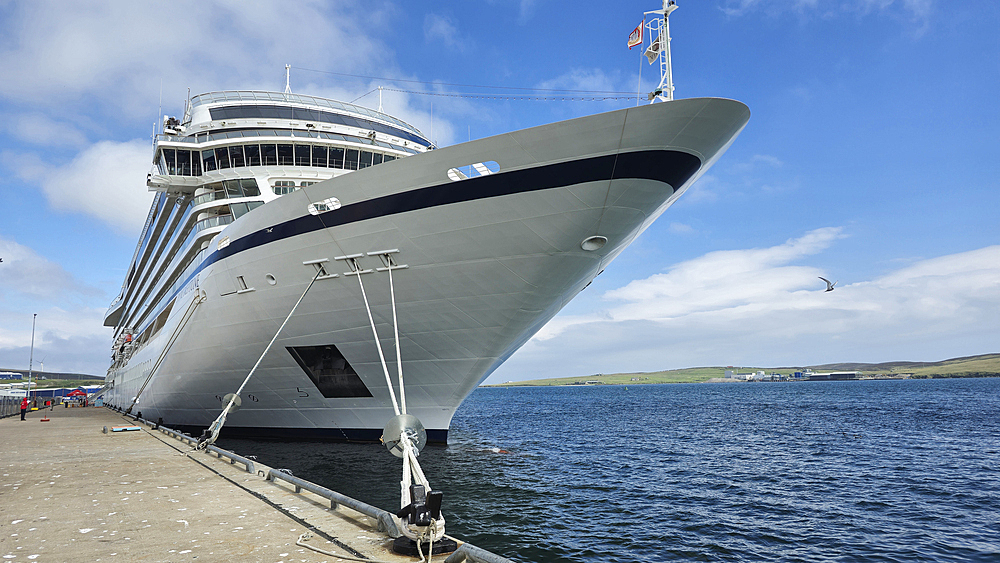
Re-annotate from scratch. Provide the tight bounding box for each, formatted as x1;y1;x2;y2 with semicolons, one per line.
0;0;997;381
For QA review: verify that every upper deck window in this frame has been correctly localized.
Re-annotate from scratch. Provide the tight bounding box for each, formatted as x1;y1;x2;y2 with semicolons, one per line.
207;104;430;147
273;180;296;195
170;141;397;177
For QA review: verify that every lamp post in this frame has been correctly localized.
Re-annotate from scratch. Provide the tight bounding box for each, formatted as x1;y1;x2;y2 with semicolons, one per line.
27;314;36;404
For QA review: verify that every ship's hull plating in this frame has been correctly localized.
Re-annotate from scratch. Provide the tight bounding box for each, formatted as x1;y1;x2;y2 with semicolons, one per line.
105;98;750;442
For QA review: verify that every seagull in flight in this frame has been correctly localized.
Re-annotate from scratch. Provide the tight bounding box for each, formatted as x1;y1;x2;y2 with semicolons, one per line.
819;277;837;292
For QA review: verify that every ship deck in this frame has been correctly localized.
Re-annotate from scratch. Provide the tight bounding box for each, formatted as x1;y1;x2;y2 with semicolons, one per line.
0;406;502;562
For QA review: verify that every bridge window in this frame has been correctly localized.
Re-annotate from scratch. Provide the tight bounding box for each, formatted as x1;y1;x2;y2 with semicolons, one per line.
345;148;359;170
358;150;373;169
229;145;245;168
329;147;345;169
277;144;294;165
312;146;327;167
245;144;261;166
215;146;231;169
177;149;192;175
295;144;311;166
163;149;176;175
202;149;217;172
261;143;277;166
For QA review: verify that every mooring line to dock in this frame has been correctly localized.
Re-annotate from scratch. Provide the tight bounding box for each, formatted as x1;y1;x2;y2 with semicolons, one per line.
133;413;368;559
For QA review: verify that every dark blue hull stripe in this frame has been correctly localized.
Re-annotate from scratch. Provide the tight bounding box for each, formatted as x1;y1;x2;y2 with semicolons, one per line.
141;149;699;334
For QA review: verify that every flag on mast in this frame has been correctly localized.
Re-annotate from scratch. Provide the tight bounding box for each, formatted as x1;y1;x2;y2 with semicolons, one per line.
644;33;662;64
627;21;643;49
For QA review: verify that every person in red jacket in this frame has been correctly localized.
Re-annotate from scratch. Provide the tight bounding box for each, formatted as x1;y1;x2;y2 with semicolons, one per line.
20;396;29;421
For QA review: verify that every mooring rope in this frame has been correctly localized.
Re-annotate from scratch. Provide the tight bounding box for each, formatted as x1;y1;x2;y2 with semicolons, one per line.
350;257;401;417
197;267;324;449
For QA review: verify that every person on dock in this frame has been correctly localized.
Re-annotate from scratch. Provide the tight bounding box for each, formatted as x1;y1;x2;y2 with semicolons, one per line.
20;396;28;421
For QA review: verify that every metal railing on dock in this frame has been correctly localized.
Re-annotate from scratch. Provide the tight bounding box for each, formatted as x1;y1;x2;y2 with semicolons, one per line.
118;410;514;563
0;396;18;419
266;467;401;537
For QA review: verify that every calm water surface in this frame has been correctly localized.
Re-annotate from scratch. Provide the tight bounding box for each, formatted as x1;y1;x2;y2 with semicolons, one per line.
221;378;1000;562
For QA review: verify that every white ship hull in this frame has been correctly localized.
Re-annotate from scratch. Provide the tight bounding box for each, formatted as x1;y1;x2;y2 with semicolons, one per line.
104;97;749;442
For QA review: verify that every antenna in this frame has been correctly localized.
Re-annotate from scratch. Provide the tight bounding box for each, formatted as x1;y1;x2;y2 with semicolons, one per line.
377;86;383;113
157;78;162;133
284;64;292;94
643;0;678;103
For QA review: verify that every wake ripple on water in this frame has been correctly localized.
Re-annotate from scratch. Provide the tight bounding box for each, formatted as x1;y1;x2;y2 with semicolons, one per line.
220;378;1000;562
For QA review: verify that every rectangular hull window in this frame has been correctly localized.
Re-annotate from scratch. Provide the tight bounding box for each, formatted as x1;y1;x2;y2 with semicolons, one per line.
287;345;374;398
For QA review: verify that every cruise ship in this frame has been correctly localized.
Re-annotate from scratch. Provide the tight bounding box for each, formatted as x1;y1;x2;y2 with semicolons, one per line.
102;89;749;442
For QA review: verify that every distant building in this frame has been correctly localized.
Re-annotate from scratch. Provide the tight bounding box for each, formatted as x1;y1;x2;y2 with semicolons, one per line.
0;372;23;380
805;371;861;381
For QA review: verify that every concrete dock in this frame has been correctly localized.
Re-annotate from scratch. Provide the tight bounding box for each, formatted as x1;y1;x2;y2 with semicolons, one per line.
0;406;495;562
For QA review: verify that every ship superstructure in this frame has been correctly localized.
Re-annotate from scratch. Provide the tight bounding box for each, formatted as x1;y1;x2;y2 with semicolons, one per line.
107;91;429;347
103;86;749;442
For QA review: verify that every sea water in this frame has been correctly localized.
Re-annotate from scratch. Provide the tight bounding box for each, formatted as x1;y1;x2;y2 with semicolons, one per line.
220;377;1000;562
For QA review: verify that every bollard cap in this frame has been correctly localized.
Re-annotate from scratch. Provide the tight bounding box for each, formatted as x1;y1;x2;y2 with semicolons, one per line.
382;414;426;458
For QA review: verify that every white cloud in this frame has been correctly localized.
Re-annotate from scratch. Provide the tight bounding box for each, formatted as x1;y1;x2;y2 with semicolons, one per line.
0;237;111;374
0;1;464;212
751;154;783;168
537;227;845;340
535;68;624;95
9;140;155;235
721;0;933;28
424;14;464;50
498;231;1000;380
1;113;89;148
0;237;102;301
0;1;394;117
682;173;722;204
0;306;110;375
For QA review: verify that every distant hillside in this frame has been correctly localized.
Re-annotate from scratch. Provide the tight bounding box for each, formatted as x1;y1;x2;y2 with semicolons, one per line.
793;353;1000;376
489;353;1000;387
0;368;103;390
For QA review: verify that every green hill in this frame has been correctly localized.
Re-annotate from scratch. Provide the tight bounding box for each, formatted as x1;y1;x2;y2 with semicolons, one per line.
488;353;1000;387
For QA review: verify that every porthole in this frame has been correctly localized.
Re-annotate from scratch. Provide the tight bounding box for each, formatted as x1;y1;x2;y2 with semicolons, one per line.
265;274;277;286
581;235;607;251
